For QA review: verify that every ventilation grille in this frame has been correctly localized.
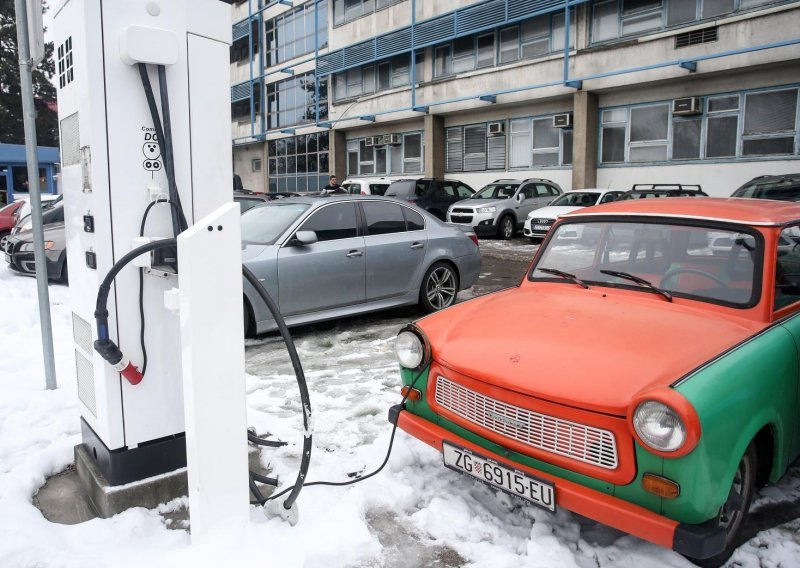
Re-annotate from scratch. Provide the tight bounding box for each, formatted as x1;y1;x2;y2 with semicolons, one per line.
675;27;717;48
60;112;80;167
446;127;463;172
232;20;250;42
72;312;93;355
463;124;488;172
435;376;619;469
57;36;74;89
75;350;97;417
231;82;252;102
488;135;507;170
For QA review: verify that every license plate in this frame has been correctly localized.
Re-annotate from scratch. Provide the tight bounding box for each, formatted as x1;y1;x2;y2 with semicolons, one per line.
443;442;555;512
533;225;550;231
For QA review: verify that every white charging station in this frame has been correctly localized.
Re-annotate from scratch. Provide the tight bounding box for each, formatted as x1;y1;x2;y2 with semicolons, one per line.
53;0;248;533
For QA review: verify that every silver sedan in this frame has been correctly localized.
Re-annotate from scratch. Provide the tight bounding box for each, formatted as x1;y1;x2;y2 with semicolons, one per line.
241;195;482;335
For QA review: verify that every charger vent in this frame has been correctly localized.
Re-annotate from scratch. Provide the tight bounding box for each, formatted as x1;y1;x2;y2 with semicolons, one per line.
72;312;93;355
61;112;80;166
57;36;74;88
75;349;97;417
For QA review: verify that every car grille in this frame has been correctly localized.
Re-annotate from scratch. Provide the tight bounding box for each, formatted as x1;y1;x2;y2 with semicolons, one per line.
435;376;618;469
450;208;474;223
532;219;554;225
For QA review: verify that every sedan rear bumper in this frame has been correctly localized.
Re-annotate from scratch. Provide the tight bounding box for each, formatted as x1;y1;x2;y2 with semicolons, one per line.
390;405;725;560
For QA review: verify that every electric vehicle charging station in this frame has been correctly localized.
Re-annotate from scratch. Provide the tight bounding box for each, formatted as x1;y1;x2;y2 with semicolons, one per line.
53;0;249;535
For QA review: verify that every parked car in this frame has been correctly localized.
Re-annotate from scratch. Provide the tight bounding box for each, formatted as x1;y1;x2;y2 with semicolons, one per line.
384;178;475;220
391;196;800;567
4;221;68;282
523;188;624;241
241;195;481;335
341;177;393;196
447;179;564;240
731;173;800;201
619;184;708;200
10;195;65;238
0;194;61;249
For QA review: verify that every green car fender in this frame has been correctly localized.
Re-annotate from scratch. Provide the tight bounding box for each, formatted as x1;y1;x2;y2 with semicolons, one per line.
665;323;799;523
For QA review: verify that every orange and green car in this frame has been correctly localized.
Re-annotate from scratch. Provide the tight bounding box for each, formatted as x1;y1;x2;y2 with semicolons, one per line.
391;197;800;567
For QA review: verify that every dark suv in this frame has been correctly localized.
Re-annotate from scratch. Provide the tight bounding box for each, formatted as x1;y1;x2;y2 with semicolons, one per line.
732;174;800;202
384;178;475;220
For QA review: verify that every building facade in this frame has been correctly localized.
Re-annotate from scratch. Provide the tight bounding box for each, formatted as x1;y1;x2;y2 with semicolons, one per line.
230;0;800;196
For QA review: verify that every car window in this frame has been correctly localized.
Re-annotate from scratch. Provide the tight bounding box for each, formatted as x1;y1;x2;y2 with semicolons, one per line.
440;183;457;197
600;192;620;203
363;201;406;235
370;184;390;196
385;181;414;197
734;180;800;201
521;185;537;199
775;225;800;309
299;202;359;241
534;184;550;197
241;203;310;245
403;207;425;231
343;183;361;195
456;184;473;198
547;185;560;196
415;182;427;197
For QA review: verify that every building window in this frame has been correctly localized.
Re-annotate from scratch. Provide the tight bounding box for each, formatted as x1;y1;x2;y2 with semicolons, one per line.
267;131;330;192
433;12;574;79
252;158;262;172
333;53;422;102
345;132;423;176
599;86;800;164
232;83;261;123
231;20;260;63
333;0;405;26
591;0;786;44
266;72;328;129
265;0;328;67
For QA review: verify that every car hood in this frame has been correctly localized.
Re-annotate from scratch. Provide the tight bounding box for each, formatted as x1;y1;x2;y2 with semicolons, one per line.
451;197;513;209
12;221;65;244
527;206;583;220
241;242;276;262
417;285;763;416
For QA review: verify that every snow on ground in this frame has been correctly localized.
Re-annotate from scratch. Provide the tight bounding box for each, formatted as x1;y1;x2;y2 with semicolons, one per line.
1;242;799;568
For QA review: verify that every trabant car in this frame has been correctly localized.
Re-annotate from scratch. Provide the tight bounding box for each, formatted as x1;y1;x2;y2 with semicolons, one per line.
391;197;800;567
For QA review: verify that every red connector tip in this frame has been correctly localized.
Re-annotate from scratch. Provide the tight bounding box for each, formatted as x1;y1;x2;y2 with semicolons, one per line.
120;362;144;385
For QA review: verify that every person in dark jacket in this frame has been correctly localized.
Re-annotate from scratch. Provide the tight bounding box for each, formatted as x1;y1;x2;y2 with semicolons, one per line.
321;175;345;194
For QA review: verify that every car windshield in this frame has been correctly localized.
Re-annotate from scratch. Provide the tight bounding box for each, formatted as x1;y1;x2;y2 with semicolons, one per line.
550;192;601;207
470;183;519;199
530;220;760;307
237;198;264;213
732;179;800;201
240;202;310;245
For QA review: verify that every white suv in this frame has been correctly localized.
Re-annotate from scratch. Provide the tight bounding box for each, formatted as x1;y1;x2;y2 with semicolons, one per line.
341;177;394;196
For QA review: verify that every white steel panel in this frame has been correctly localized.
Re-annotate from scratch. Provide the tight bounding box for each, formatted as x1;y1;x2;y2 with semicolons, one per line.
178;203;248;541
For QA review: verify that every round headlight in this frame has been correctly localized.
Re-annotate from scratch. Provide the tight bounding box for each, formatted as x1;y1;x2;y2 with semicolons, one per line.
633;401;686;452
394;331;424;369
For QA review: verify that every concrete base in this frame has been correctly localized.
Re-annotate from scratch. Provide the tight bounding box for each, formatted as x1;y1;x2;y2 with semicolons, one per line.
74;444;188;519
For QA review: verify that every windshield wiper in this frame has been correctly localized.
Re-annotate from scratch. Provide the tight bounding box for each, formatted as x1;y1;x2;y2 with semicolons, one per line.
538;267;589;289
600;269;672;302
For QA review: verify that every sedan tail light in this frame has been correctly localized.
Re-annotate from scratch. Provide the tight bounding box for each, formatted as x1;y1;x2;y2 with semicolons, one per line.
468;234;479;247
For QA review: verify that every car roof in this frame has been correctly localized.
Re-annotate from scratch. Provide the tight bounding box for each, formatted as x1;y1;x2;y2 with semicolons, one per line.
257;194;413;206
565;197;800;226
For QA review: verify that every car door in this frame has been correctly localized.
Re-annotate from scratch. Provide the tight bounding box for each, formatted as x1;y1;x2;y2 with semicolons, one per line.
361;201;427;301
517;184;540;223
532;183;556;210
277;202;366;315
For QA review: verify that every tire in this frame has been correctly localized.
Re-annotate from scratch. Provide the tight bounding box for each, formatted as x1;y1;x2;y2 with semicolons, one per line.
419;261;459;313
685;443;756;567
497;215;515;240
243;299;255;338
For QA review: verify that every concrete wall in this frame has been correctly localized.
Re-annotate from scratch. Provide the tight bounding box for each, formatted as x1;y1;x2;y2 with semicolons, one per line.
232;143;266;193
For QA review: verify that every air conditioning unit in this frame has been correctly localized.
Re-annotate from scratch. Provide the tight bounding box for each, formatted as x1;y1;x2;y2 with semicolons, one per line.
553;113;573;128
364;136;376;147
384;134;401;145
488;122;505;135
673;97;702;115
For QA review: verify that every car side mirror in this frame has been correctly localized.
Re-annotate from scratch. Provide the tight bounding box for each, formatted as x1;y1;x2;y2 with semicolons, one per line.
294;230;318;246
517;194;525;203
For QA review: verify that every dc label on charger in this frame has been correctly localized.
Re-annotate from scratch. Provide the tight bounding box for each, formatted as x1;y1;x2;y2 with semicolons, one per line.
142;126;163;175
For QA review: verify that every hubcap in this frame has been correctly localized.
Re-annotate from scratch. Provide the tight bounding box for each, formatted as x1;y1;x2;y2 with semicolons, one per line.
426;267;456;310
502;218;513;238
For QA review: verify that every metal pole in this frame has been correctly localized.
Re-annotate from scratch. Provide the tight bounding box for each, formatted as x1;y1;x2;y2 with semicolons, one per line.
563;0;570;83
14;0;57;390
314;0;319;124
410;0;416;108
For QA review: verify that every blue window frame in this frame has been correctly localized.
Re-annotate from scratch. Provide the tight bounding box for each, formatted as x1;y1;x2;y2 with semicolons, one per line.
265;0;328;67
333;0;405;27
599;85;800;165
332;53;423;102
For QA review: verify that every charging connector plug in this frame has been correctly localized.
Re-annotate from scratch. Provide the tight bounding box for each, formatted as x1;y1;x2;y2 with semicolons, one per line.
94;339;144;385
263;495;299;526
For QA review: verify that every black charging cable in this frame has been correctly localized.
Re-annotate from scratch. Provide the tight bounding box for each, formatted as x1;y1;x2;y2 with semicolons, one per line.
248;365;426;506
